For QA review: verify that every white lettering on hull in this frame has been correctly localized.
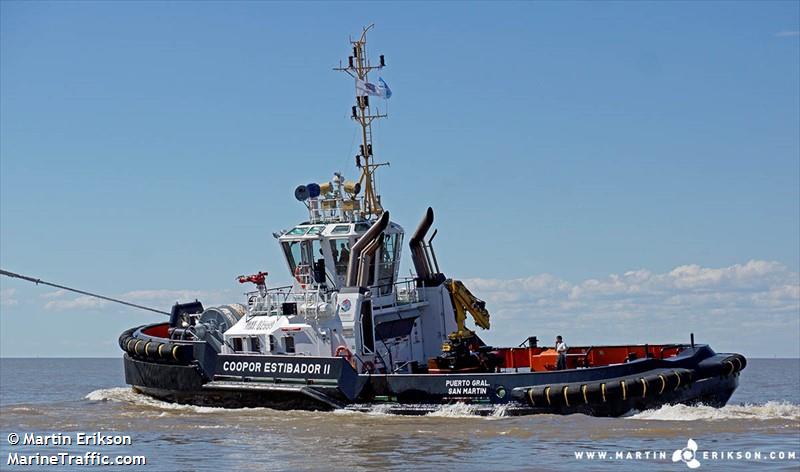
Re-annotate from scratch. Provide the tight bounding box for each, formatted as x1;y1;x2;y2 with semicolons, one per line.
444;379;490;396
221;360;331;376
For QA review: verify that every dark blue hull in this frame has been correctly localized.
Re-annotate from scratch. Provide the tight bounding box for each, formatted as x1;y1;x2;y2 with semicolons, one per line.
122;340;745;417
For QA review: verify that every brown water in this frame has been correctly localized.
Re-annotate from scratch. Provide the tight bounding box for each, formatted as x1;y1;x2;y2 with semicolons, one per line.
1;358;798;471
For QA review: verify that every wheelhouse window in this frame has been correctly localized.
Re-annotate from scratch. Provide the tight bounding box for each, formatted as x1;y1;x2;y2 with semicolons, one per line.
282;239;326;285
329;238;352;277
287;226;309;236
332;225;351;234
232;338;243;352
250;336;261;353
376;233;402;294
282;240;304;273
307;225;325;236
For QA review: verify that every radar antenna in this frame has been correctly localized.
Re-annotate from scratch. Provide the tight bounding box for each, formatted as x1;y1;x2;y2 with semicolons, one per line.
334;24;389;219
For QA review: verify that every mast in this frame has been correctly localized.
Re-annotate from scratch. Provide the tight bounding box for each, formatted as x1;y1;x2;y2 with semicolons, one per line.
334;24;389;219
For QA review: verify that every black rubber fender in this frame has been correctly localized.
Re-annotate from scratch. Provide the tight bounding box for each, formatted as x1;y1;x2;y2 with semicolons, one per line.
170;343;193;363
518;367;695;408
583;380;621;403
675;368;693;388
724;354;747;374
563;384;585;407
118;327;137;350
696;353;747;378
540;383;580;407
620;377;645;400
118;326;194;364
602;380;622;401
583;382;607;404
527;385;552;406
643;373;668;396
144;341;160;358
660;369;690;391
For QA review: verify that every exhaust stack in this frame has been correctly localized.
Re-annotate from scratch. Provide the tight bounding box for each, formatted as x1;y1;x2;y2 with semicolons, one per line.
410;207;434;280
345;211;390;287
356;232;384;287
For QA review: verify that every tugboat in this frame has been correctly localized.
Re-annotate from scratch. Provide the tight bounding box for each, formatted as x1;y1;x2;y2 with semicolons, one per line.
118;25;746;416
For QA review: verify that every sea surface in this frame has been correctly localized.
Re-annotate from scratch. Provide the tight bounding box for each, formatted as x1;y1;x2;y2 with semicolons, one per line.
0;358;798;471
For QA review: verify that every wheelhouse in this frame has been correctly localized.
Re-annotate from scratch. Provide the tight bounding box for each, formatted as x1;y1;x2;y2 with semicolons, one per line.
277;221;404;294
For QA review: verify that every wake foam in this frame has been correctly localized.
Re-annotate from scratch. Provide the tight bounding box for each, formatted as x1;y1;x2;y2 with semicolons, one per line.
425;402;510;418
86;390;509;418
85;388;226;413
339;402;511;418
629;401;800;421
90;389;795;421
425;402;481;417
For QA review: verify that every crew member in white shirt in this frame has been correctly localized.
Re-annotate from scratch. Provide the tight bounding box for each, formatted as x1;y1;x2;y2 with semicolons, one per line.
555;335;568;370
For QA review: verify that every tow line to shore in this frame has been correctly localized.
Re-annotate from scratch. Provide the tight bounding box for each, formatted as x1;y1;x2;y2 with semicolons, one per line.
0;269;170;316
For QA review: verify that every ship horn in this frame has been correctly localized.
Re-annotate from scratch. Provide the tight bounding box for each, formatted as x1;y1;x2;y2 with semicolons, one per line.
410;207;434;280
345;211;390;287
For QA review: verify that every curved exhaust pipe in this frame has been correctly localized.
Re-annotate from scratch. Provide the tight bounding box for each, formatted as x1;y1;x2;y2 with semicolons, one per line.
409;207;434;280
356;232;384;287
346;211;390;286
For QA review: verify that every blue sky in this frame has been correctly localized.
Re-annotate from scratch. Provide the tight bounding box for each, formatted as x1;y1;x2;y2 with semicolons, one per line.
1;1;798;357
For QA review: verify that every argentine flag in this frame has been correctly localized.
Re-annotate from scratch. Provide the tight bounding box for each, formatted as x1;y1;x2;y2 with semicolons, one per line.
356;77;392;99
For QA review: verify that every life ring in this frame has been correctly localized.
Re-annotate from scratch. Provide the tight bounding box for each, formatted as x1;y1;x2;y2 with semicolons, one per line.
334;345;352;361
334;345;358;369
294;266;307;289
361;361;375;374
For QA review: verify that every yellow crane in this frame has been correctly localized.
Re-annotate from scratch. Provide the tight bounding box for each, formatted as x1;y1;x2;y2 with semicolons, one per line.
445;279;490;343
429;279;494;371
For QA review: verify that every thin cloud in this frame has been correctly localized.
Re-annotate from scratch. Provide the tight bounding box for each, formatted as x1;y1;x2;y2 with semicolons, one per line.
775;31;800;37
42;288;233;312
45;295;107;311
121;289;214;302
465;260;800;356
40;289;67;299
0;288;19;307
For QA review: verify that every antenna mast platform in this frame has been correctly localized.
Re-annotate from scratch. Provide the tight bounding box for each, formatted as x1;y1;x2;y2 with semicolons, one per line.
334;24;389;219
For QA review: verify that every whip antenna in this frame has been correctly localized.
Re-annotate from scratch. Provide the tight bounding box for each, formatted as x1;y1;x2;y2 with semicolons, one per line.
0;269;170;316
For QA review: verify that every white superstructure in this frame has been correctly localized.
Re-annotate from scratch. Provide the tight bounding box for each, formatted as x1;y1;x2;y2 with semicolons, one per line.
221;203;458;373
220;25;459;373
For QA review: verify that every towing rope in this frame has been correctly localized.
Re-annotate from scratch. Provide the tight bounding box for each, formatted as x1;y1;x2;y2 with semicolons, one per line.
0;269;170;316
